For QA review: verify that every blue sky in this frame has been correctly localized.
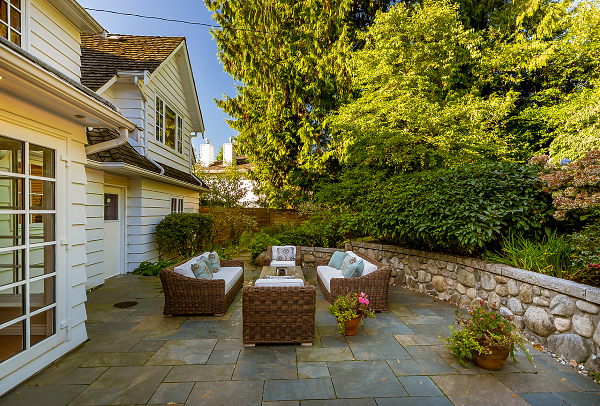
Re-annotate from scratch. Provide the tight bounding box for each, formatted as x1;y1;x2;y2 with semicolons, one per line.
78;0;237;155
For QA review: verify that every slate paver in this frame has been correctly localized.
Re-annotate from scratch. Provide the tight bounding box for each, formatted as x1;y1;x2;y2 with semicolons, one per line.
179;320;206;330
386;357;457;376
129;339;166;353
327;361;407;398
69;366;171;405
554;391;600;406
86;308;136;323
432;374;529;406
164;364;235;382
530;355;600;392
187;380;264;406
263;402;300;406
147;382;194;404
85;321;138;332
214;338;246;350
197;321;243;339
56;367;108;385
520;392;569;406
346;335;411;361
297;347;355;362
146;339;217;365
393;334;441;346
0;385;88;406
143;329;197;340
374;397;453;406
298;362;330;379
495;371;582;393
263;378;336;401
81;352;154;367
234;348;298;380
132;314;186;331
207;349;240;364
24;353;94;385
75;330;149;353
398;376;443;396
319;336;349;348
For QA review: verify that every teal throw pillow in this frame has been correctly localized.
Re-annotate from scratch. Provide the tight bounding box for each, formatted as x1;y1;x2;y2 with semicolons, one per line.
201;251;220;273
340;255;363;278
328;251;348;270
191;258;212;280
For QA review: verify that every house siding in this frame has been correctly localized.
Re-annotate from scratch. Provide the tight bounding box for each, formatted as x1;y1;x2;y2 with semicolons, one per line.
28;0;82;82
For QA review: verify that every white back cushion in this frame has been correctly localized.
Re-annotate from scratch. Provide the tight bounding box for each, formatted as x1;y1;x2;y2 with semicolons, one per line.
174;253;208;278
272;246;296;261
254;278;304;288
346;251;378;276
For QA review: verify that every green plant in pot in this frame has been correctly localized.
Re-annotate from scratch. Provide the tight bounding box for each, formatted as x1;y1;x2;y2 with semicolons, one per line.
441;300;533;370
329;291;375;335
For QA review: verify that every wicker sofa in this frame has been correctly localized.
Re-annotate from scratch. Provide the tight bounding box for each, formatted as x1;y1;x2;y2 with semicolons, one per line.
264;245;302;266
242;285;316;346
316;251;391;312
159;259;244;316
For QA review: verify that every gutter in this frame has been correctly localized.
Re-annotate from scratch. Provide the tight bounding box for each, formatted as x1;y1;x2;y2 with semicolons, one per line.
85;127;129;155
86;160;208;191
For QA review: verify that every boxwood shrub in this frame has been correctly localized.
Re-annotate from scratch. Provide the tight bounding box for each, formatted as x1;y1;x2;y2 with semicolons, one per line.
155;213;214;258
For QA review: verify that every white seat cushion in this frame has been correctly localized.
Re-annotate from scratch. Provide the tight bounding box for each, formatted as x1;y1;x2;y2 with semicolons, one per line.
254;278;304;288
317;265;343;293
174;253;209;279
213;266;243;294
346;251;378;276
270;260;296;267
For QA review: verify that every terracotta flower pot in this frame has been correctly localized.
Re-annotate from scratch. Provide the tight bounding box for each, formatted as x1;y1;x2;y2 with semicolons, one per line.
472;345;511;370
343;314;362;336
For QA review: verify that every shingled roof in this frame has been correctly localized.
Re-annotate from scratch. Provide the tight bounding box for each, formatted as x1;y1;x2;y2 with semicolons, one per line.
86;128;206;188
80;33;184;91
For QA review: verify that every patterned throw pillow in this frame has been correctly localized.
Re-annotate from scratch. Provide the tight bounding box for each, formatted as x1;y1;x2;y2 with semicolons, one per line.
340;255;363;278
275;246;295;262
201;251;220;273
191;258;212;280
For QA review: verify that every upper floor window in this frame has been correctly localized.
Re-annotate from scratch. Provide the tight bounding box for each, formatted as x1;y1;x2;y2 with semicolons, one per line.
155;96;184;154
0;0;22;47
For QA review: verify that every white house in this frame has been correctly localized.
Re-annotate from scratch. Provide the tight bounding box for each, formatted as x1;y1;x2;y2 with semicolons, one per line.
0;0;206;395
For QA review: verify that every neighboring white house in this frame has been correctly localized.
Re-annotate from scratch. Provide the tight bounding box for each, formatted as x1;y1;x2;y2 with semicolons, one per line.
0;0;207;395
200;138;259;206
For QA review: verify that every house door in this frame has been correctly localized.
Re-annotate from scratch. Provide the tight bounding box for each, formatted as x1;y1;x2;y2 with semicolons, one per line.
103;186;124;279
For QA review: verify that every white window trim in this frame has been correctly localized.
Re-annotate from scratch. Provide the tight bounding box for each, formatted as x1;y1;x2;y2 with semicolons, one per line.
155;95;185;156
0;0;25;48
170;196;184;214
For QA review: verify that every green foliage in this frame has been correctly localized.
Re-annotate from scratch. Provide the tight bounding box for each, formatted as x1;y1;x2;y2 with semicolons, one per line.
195;163;251;208
155;213;214;258
207;206;257;246
442;304;533;367
355;162;551;254
250;233;281;262
132;259;177;276
484;230;573;279
328;292;375;334
570;222;600;286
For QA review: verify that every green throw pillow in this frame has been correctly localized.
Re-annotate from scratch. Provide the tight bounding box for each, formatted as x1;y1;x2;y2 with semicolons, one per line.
328;251;348;270
191;258;212;280
201;251;220;273
340;255;363;278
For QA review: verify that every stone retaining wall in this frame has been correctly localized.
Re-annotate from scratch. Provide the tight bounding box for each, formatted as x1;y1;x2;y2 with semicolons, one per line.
313;241;600;373
300;247;340;268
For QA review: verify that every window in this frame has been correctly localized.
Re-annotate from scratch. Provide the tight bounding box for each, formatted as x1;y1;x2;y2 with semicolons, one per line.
104;194;118;221
155;96;184;154
0;135;56;364
171;197;184;214
0;0;22;47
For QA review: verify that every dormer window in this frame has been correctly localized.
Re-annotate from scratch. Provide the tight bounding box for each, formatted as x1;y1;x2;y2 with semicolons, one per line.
155;96;184;154
0;0;22;47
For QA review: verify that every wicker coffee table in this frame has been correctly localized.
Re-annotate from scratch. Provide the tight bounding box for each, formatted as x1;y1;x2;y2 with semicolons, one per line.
259;265;305;283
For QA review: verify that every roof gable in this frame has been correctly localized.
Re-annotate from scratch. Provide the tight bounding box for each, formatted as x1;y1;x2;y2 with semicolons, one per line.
80;33;184;91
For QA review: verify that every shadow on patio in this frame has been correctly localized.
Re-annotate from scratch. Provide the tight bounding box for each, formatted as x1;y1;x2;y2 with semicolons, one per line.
1;256;599;406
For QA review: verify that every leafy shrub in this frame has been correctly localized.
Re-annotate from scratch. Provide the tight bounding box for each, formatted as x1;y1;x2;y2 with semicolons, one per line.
155;213;214;258
484;230;573;279
208;206;257;245
132;259;177;276
357;162;552;254
570;222;600;286
250;233;281;262
531;150;600;222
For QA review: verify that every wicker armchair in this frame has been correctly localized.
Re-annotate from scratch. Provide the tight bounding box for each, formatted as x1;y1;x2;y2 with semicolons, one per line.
159;259;244;316
316;251;391;312
264;245;302;266
242;285;316;346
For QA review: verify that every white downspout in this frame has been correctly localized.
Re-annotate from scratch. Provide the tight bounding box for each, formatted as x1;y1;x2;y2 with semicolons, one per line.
134;77;164;175
85;127;129;155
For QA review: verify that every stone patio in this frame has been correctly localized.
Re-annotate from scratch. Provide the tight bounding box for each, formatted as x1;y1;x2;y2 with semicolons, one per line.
1;258;599;406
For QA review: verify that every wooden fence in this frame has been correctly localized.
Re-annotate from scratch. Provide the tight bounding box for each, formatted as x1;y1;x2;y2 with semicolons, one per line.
198;207;307;244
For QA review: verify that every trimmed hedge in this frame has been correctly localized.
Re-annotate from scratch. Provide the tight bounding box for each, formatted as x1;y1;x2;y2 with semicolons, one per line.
155;213;214;258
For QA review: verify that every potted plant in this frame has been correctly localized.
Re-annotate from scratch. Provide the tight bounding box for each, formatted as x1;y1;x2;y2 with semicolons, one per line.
329;291;375;335
441;300;533;370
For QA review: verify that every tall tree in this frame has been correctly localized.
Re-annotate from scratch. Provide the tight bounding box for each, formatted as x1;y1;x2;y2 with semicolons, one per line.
206;0;393;208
